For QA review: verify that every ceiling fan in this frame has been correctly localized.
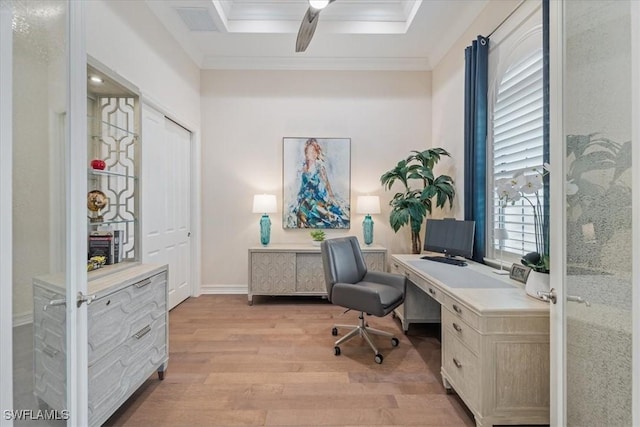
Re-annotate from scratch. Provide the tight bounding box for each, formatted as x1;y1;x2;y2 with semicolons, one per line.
295;0;336;52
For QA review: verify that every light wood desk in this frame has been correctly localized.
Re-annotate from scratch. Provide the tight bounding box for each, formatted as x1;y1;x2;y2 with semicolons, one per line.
391;254;550;427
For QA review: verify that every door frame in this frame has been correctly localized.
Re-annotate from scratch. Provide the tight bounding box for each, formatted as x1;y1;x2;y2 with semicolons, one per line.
632;2;640;424
140;97;202;300
0;3;14;423
548;0;565;424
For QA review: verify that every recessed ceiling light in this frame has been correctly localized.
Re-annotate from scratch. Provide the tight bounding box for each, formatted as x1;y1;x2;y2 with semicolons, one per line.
89;75;103;84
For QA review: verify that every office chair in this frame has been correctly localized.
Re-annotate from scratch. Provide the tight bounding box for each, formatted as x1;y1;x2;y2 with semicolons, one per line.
320;236;406;364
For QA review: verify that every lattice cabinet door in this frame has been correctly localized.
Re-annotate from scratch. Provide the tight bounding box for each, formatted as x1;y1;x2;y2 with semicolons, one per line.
295;253;326;293
250;252;296;294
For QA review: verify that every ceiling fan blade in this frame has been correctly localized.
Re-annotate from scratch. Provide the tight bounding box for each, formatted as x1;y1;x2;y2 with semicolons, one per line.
295;7;320;53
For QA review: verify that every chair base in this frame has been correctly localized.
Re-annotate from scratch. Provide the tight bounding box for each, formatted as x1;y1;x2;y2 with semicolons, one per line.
332;312;398;361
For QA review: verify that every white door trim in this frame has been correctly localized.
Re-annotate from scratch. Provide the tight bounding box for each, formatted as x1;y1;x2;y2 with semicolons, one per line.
0;3;14;424
140;95;201;298
548;0;565;425
631;2;640;424
67;2;89;425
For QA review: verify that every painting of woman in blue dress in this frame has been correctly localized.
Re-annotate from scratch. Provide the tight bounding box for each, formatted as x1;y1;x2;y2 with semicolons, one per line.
283;138;350;229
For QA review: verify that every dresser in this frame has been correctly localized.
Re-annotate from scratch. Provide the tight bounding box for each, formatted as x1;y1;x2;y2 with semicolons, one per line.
391;254;550;427
33;263;168;427
248;244;387;305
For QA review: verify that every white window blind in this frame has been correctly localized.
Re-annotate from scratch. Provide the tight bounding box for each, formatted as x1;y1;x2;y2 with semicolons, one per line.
491;49;544;258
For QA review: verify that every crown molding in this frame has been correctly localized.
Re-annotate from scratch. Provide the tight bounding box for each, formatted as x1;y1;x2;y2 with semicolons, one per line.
201;55;431;71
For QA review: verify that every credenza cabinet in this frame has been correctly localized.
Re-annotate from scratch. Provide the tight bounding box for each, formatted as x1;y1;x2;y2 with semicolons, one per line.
391;254;549;427
248;244;387;305
33;263;168;427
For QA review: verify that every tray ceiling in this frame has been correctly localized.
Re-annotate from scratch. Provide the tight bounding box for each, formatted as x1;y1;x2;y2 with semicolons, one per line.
145;0;488;70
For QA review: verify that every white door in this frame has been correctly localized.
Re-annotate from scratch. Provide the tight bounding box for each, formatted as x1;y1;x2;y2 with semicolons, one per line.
0;1;88;425
141;104;192;309
550;1;638;425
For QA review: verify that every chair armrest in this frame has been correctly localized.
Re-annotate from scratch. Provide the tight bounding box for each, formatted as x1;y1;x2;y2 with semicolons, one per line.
363;271;407;295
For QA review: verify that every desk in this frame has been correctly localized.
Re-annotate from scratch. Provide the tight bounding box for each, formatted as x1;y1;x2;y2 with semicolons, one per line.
391;254;550;427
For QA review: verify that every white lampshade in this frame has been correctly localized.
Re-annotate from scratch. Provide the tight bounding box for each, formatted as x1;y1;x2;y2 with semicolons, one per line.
494;227;509;241
309;0;330;9
252;194;277;214
356;196;381;215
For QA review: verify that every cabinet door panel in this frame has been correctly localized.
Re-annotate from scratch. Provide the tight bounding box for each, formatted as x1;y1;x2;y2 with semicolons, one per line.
251;253;296;293
296;253;326;293
363;252;385;272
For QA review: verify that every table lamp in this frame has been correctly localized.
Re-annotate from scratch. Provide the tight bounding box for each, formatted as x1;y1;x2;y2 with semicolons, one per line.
357;195;380;245
493;227;510;275
252;194;277;246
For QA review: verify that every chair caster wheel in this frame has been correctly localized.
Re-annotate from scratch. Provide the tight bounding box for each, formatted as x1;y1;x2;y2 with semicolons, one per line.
331;327;338;336
374;353;383;364
391;337;399;347
334;346;341;356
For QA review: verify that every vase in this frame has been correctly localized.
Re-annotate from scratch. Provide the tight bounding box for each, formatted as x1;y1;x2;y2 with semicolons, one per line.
525;270;550;301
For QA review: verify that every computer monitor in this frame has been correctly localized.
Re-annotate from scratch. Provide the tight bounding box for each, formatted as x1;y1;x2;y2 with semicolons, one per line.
423;218;475;259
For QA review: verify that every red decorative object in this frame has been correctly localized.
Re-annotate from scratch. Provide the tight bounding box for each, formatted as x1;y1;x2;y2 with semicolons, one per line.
90;159;106;170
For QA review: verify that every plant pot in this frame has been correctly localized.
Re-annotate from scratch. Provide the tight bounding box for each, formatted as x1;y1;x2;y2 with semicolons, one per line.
525;270;550;301
311;241;322;246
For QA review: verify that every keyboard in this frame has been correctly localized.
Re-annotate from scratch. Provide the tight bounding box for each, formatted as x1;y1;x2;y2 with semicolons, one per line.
420;255;467;267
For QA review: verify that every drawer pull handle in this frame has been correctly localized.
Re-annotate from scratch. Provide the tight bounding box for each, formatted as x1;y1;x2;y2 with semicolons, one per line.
453;358;462;369
135;278;151;288
452;304;462;314
42;345;59;358
428;288;436;295
43;298;66;311
133;325;151;339
452;322;462;332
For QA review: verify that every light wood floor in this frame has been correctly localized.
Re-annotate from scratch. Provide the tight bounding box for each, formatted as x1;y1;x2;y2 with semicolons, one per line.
104;295;476;427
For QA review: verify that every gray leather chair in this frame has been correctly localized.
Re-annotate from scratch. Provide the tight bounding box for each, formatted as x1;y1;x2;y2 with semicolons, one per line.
320;236;406;364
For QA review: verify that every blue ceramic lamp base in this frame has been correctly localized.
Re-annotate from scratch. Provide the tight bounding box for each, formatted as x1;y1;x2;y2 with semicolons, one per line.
259;214;272;245
362;215;374;245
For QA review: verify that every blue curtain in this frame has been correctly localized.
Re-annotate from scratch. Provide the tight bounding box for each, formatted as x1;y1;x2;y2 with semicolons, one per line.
464;35;489;263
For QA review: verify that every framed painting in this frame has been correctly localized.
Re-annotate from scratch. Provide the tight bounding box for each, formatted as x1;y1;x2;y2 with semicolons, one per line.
283;137;350;229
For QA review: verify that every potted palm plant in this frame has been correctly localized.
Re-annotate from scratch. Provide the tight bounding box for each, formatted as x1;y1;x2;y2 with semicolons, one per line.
380;148;456;254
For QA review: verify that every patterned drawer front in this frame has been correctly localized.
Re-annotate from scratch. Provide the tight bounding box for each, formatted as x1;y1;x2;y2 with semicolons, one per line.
295;253;326;293
363;252;385;272
33;285;67;410
88;313;167;424
88;272;167;365
443;295;480;330
442;328;480;408
442;308;480;355
250;252;296;293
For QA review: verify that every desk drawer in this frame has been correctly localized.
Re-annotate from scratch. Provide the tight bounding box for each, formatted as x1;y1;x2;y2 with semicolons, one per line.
442;309;480;355
443;295;479;330
395;266;444;305
442;329;480;408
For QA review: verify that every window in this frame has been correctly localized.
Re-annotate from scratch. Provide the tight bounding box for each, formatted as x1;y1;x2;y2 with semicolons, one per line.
486;1;544;262
491;50;544;259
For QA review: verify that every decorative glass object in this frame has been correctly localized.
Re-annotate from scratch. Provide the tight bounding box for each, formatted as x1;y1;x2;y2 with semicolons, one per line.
357;195;380;246
259;214;272;246
252;194;277;246
362;215;374;245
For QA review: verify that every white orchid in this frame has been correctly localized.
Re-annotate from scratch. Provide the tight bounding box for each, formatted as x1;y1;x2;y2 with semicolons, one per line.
495;164;549;273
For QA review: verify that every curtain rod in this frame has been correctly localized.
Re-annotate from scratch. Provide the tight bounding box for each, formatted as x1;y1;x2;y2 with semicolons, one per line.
487;0;528;38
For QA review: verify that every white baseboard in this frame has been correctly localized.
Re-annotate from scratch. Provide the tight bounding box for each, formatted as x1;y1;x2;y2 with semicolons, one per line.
199;283;247;295
13;311;33;327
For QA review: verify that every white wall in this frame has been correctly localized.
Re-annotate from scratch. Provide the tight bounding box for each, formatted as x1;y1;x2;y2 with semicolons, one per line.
200;70;434;289
86;0;200;128
431;0;522;218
